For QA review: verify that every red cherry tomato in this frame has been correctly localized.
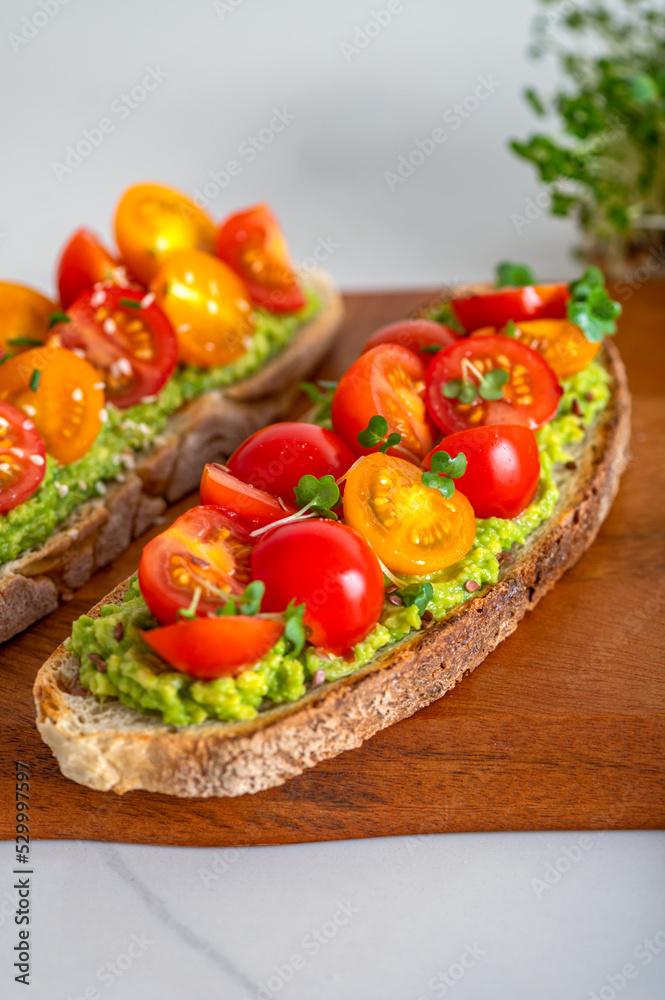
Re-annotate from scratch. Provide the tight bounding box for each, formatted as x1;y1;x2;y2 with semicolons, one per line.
0;400;46;513
57;228;130;309
425;425;541;519
426;335;561;435
49;286;178;409
331;344;435;461
251;519;385;655
362;319;459;360
227;422;355;505
138;505;253;625
142;616;284;679
452;284;568;332
199;463;297;532
216;203;305;313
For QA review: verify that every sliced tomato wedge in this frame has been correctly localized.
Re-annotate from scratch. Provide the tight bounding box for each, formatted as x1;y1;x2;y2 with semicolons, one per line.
501;318;601;380
426;335;562;435
362;319;460;360
138;505;253;625
343;453;476;576
57;228;130;309
0;344;104;465
452;284;568;332
216;203;305;313
0;399;46;512
48;286;178;409
200;463;297;531
331;344;435;461
142;616;284;679
0;282;55;357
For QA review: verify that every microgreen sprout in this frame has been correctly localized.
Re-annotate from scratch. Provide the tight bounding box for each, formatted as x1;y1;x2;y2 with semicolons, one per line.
422;450;467;499
29;369;41;392
442;363;509;404
400;581;434;615
48;311;70;329
293;474;340;519
300;380;338;427
357;414;402;453
216;581;265;617
283;600;307;657
120;297;141;309
567;267;622;343
503;320;517;338
495;261;537;288
8;337;43;348
176;586;202;620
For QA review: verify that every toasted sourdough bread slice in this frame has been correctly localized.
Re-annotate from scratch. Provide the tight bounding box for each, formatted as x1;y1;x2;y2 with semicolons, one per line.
33;340;630;798
0;271;342;643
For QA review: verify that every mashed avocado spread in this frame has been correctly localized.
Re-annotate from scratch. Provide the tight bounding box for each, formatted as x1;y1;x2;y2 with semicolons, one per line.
0;288;320;565
69;360;612;727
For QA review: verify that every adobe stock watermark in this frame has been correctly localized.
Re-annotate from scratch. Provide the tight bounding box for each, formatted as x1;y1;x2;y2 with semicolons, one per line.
8;0;76;54
212;0;248;19
63;931;153;999
340;1;406;63
384;76;501;192
198;847;246;888
299;236;340;277
530;834;594;897
191;107;296;208
615;250;665;303
240;899;360;1000
51;66;169;181
415;943;487;998
588;930;665;1000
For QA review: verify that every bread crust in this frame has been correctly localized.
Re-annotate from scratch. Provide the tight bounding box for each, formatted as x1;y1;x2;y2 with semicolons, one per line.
0;272;343;643
33;340;631;798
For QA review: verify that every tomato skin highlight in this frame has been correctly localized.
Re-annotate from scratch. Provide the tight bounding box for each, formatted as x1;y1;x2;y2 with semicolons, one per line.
362;319;460;360
251;519;385;655
227;422;355;505
0;282;55;357
425;425;540;519
216;203;305;313
331;344;435;461
343;453;476;576
49;286;178;409
452;284;568;332
0;399;46;513
142;616;284;679
426;334;562;435
199;463;297;531
138;505;252;625
57;228;129;309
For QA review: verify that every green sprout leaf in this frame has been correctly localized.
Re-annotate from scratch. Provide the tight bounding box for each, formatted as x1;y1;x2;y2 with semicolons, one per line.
217;580;266;617
496;261;538;288
567;267;622;343
357;414;402;453
479;368;509;401
7;337;43;348
283;600;307;657
401;581;434;615
48;311;70;329
421;343;443;354
459;382;478;404
29;369;41;391
300;380;338;428
442;378;463;399
423;449;467;498
120;297;141;309
428;301;465;334
503;320;517;338
293;474;340;519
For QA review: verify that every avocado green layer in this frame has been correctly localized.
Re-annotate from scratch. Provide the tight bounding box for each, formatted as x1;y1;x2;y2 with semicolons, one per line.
0;288;320;565
71;360;611;727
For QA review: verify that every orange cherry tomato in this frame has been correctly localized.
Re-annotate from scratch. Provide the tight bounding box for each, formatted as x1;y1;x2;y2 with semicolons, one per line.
138;505;253;625
0;282;55;358
0;344;104;465
114;182;216;286
502;319;601;380
0;399;46;513
343;452;476;576
331;344;435;461
57;228;130;309
142;616;284;679
150;250;254;368
216;203;305;313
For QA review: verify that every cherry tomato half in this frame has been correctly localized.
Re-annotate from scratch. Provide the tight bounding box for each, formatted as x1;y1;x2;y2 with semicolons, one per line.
216;203;305;313
343;453;476;576
362;319;460;360
0;282;55;358
252;518;384;655
426;335;562;435
114;182;217;286
151;250;254;368
200;463;297;532
0;399;46;513
0;344;104;465
502;319;601;380
227;422;355;505
49;286;178;409
452;284;568;332
57;228;130;309
138;505;253;625
425;425;540;520
142;616;284;679
331;344;435;461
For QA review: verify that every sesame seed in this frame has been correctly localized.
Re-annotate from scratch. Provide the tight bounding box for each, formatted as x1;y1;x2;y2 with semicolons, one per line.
29;454;45;466
22;405;36;417
140;293;155;308
565;460;577;470
90;289;106;308
72;387;83;402
22;420;35;430
78;480;87;490
93;381;106;390
0;462;10;473
140;394;158;404
9;447;24;458
138;422;151;436
95;481;107;495
72;347;86;359
99;408;108;423
69;528;79;540
177;323;191;333
121;453;135;470
103;318;117;335
55;482;69;498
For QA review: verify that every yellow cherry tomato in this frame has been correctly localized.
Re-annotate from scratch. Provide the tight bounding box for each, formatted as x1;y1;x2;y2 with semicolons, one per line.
150;250;254;368
114;183;216;286
0;282;55;357
343;452;476;576
0;344;104;464
503;319;601;379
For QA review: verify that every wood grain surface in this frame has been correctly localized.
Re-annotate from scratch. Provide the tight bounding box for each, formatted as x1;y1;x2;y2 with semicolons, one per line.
1;282;664;845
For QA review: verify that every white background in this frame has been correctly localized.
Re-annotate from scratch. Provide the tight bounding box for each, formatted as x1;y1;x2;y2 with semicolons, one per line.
1;0;663;997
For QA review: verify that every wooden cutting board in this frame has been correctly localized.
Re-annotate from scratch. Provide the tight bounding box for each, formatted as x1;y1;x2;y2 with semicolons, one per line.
2;283;664;846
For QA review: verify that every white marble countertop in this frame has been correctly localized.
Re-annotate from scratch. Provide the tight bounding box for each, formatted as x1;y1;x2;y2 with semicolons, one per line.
2;0;663;995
